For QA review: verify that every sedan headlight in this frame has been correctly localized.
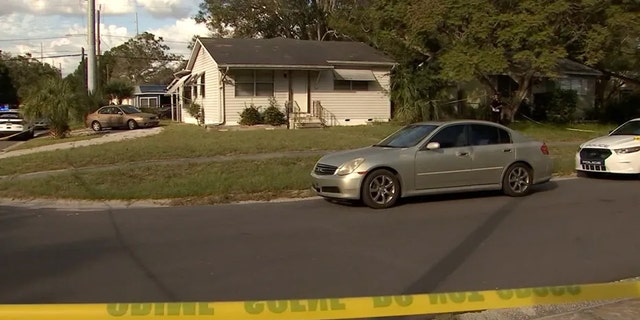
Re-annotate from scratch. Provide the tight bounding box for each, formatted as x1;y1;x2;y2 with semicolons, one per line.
335;158;365;176
614;146;640;154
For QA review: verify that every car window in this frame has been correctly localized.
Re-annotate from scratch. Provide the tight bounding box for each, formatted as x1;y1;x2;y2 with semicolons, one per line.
610;120;640;135
469;124;511;145
429;125;467;148
498;128;512;144
120;105;141;114
374;124;439;148
98;107;111;114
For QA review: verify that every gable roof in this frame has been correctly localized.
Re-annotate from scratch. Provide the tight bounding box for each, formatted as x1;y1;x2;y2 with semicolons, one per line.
196;37;396;69
557;59;602;77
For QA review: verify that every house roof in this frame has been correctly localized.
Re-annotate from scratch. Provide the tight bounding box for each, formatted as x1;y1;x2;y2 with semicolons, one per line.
134;85;167;95
557;59;603;77
197;37;396;69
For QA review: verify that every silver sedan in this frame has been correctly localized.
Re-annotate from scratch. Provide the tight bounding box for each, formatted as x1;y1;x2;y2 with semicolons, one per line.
311;120;554;209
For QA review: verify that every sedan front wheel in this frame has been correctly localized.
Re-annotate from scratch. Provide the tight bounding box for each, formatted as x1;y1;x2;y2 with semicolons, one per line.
361;169;400;209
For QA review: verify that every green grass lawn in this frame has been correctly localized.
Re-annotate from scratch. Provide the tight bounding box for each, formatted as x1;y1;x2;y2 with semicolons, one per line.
0;123;400;176
0;146;580;204
0;120;614;176
0;120;606;203
0;156;320;204
8;132;106;151
510;121;616;142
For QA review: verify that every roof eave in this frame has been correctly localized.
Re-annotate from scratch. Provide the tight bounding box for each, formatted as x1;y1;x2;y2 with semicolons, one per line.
217;64;334;70
327;60;398;67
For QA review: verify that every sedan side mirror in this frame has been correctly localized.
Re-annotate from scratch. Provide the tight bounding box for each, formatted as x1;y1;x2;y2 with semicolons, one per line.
426;142;440;150
118;111;124;115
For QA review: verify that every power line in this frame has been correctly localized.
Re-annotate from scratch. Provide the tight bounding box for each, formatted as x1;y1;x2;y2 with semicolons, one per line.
0;35;84;42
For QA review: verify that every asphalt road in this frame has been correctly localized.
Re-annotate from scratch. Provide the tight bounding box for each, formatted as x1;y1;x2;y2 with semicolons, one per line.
1;176;639;305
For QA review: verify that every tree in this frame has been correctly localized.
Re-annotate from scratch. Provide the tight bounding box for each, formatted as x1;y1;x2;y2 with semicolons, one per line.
104;79;134;105
329;0;450;122
404;0;640;121
194;0;345;40
21;77;81;138
0;60;18;105
101;32;183;84
0;52;60;103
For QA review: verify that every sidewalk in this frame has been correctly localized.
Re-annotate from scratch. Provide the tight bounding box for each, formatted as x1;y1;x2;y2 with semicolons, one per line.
0;126;164;159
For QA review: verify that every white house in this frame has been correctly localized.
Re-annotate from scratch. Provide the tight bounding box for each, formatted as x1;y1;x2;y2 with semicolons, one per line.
166;37;397;128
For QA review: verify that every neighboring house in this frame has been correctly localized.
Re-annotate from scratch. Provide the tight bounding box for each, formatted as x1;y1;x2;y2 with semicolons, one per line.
115;84;171;109
166;37;397;127
456;59;603;119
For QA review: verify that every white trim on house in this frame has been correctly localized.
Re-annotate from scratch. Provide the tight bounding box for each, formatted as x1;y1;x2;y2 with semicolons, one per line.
167;74;192;94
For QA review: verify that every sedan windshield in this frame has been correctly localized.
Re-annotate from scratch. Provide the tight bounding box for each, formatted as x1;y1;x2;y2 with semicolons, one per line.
120;105;142;114
374;124;439;148
610;120;640;135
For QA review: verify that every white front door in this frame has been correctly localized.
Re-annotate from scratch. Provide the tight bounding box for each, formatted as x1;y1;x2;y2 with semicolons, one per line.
291;71;309;113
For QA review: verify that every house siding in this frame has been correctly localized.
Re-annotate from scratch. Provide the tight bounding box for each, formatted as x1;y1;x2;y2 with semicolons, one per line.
310;68;392;126
223;70;289;125
183;46;220;125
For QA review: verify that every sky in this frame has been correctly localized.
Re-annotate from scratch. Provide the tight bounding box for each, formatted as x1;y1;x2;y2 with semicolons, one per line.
0;0;211;77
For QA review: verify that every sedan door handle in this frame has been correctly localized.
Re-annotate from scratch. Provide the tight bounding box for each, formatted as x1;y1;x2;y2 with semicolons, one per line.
456;151;470;157
503;148;512;153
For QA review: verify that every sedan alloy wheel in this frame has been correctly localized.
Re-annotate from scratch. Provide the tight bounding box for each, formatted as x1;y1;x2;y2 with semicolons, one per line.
362;169;400;209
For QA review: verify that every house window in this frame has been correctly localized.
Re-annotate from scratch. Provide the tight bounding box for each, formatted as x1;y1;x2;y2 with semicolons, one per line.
334;80;369;91
139;97;158;108
559;78;589;95
235;70;274;97
200;73;205;98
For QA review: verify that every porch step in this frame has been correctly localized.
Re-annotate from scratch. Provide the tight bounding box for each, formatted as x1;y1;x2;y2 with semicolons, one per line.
294;116;324;129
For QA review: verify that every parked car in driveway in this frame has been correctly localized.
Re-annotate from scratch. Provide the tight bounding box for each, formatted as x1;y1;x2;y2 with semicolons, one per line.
575;117;640;177
311;120;554;209
85;105;160;131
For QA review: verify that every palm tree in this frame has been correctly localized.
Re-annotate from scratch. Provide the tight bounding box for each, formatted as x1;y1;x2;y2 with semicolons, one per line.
104;79;134;105
21;76;79;138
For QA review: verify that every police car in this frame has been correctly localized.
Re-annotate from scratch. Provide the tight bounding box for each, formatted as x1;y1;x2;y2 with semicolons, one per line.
575;118;640;176
0;106;34;139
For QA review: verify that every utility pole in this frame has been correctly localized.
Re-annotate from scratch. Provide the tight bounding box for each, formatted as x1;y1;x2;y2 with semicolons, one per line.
81;47;87;90
86;0;97;94
96;4;102;91
135;11;139;35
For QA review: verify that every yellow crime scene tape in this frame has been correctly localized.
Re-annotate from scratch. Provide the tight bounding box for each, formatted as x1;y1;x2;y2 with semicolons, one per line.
1;280;639;320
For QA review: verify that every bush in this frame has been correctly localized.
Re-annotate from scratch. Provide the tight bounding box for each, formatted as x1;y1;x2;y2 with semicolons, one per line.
185;103;202;119
601;93;640;124
239;104;263;125
262;105;286;126
532;88;578;123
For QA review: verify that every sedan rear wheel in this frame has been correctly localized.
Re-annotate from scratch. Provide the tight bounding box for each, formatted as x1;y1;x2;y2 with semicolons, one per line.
91;121;102;132
361;169;400;209
502;163;533;197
